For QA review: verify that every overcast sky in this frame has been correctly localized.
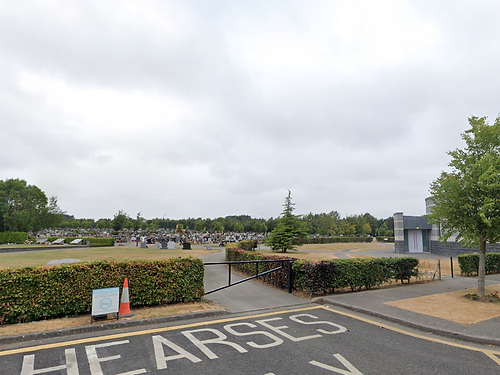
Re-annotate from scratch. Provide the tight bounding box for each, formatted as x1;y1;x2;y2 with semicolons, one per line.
1;0;499;221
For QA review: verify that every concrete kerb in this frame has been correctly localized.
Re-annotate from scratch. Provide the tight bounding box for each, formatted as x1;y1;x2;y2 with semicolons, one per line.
0;309;230;346
312;297;500;347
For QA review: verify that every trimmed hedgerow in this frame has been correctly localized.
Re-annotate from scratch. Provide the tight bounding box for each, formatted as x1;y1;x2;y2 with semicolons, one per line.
0;232;28;244
0;258;204;324
238;240;258;251
226;248;295;290
293;237;373;245
227;248;420;296
376;237;394;243
47;237;115;247
458;252;500;276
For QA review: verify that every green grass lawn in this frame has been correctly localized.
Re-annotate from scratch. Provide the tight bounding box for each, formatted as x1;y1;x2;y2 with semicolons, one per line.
0;246;219;268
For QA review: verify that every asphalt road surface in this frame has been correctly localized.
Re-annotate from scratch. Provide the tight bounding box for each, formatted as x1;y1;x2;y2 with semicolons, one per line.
1;306;499;375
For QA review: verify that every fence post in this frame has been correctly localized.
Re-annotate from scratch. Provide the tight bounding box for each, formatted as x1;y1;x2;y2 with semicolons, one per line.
287;260;293;293
228;264;232;286
450;256;454;278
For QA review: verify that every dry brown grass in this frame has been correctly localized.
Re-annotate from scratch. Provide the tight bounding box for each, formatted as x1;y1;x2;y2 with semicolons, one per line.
417;258;460;277
386;284;500;325
0;301;224;337
297;242;390;252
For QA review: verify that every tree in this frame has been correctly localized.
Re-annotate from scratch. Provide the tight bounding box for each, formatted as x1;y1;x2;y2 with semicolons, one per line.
0;178;61;232
429;116;500;297
112;210;130;231
233;222;244;232
266;190;308;252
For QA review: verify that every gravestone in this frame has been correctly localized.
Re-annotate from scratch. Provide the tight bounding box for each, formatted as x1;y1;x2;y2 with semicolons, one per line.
70;239;83;245
155;242;161;249
140;241;148;249
167;241;176;249
46;259;81;265
52;238;65;245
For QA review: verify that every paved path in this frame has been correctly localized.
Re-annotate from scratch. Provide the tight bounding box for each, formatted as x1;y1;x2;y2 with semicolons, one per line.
202;248;500;346
201;250;309;313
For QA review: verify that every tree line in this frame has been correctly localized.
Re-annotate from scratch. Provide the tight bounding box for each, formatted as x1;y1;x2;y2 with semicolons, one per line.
58;210;394;237
0;178;394;236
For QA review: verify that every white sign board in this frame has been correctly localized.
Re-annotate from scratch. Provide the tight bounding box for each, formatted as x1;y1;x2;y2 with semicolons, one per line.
91;287;120;316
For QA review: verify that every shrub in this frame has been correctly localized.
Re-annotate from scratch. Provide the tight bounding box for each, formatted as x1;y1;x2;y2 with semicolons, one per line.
226;248;295;290
293;237;373;245
47;237;115;247
458;252;500;276
0;232;28;244
238;240;258;251
376;237;394;243
227;248;420;296
0;258;204;324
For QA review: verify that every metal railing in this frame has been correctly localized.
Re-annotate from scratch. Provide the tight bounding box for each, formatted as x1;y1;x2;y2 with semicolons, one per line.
204;259;294;295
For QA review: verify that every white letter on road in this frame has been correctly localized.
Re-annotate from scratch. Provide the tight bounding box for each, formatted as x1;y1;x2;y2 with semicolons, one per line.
21;349;79;375
224;323;284;349
152;335;202;370
310;354;364;375
85;340;146;375
289;314;347;335
256;318;322;342
182;328;248;359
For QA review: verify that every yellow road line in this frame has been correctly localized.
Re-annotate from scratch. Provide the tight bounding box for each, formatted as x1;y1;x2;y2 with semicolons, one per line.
2;304;499;369
319;305;500;365
0;306;321;357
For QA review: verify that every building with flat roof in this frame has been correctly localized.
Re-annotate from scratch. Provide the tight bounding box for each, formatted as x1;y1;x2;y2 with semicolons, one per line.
393;197;500;256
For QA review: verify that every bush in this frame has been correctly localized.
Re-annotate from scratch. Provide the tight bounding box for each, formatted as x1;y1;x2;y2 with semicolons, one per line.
293;237;373;245
238;240;258;251
227;248;420;296
0;258;204;324
226;248;295;290
458;252;500;276
0;232;28;244
47;237;115;247
376;236;394;243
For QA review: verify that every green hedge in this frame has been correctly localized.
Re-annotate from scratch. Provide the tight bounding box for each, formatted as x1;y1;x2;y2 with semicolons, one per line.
226;248;419;296
376;237;394;243
294;257;419;294
293;237;373;245
0;258;204;324
226;248;294;290
458;252;500;276
47;237;115;247
238;240;258;251
0;232;28;244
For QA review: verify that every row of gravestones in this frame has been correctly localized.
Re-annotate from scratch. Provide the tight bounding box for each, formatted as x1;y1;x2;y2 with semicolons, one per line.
143;241;188;250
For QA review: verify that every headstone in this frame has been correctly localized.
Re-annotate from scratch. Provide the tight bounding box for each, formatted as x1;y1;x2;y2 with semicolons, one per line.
182;242;191;250
52;238;65;245
70;239;83;245
155;242;161;249
161;241;167;249
140;241;148;249
167;241;176;249
46;259;81;265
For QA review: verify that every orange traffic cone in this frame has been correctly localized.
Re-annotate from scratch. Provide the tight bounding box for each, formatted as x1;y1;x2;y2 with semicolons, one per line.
119;278;135;317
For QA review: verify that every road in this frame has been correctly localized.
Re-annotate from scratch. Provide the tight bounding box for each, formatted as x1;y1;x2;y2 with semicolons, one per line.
1;306;499;375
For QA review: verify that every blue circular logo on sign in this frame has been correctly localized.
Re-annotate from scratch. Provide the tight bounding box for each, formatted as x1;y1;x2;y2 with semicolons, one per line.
99;297;112;310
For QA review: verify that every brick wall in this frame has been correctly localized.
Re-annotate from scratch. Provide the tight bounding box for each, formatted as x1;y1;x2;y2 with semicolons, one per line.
430;241;500;257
